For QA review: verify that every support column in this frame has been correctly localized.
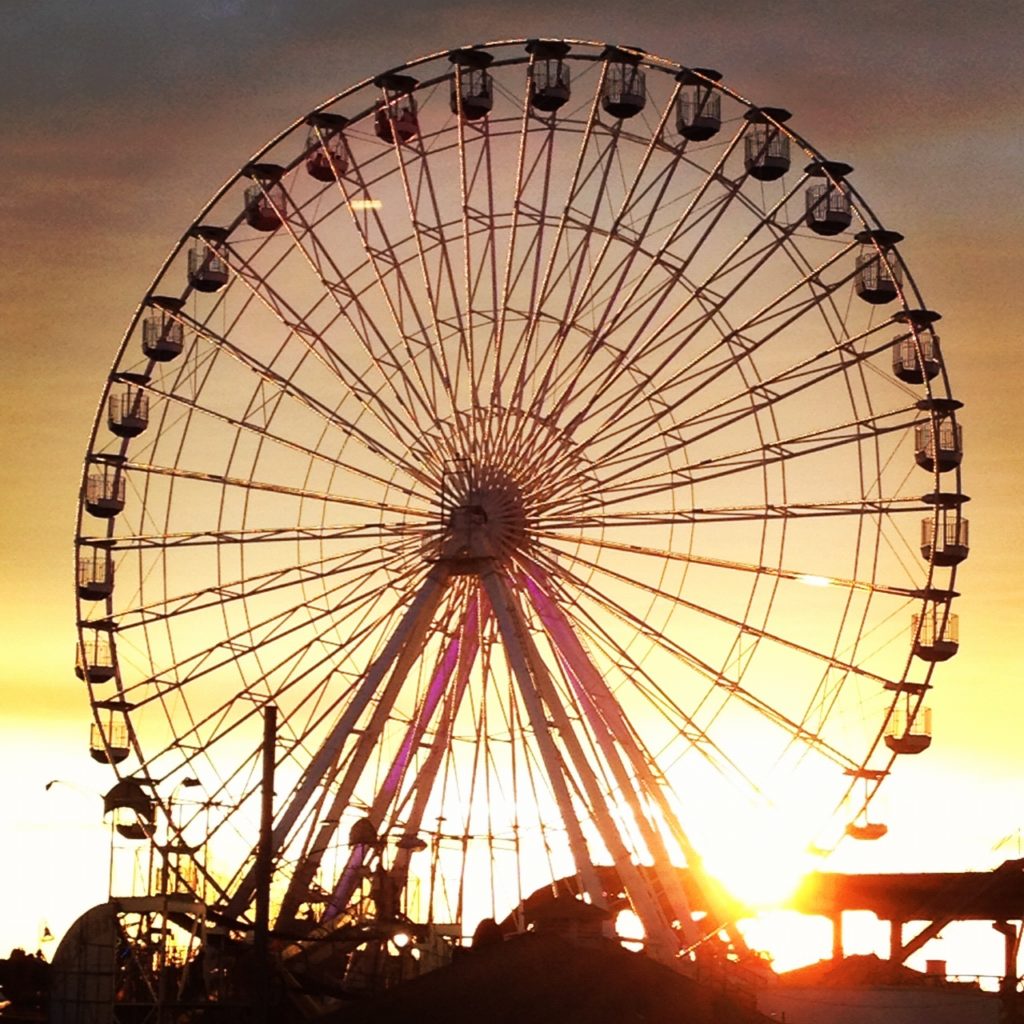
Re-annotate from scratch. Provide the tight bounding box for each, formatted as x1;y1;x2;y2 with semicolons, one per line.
993;920;1021;994
254;703;277;1024
832;912;844;961
889;918;903;961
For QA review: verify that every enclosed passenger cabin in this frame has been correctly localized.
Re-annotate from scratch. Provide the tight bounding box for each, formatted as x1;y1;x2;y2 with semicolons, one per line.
103;779;154;841
305;112;350;182
804;161;853;236
187;226;230;293
915;419;963;473
891;309;942;383
854;229;903;304
921;509;969;566
675;68;722;142
894;333;941;383
449;49;494;121
141;297;184;362
527;40;571;112
601;47;646;119
743;108;792;181
885;706;932;754
912;595;959;662
76;630;115;683
846;821;888;841
90;708;130;764
108;382;149;437
77;546;113;601
914;398;963;474
243;163;286;232
85;461;126;519
374;73;419;144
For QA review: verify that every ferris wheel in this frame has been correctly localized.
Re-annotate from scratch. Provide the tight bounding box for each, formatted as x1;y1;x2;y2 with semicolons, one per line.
74;39;967;973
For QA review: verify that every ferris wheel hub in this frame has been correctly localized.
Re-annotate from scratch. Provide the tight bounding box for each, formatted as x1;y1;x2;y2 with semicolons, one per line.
436;465;530;572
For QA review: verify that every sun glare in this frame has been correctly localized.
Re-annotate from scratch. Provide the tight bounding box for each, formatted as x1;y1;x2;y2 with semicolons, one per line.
703;830;817;912
797;574;832;588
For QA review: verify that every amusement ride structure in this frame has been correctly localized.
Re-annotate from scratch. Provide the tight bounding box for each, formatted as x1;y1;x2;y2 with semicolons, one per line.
63;37;967;1020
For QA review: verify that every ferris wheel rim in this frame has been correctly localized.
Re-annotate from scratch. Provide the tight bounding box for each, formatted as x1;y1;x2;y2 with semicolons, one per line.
74;38;964;948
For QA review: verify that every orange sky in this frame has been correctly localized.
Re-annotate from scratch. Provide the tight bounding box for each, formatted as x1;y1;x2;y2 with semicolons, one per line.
1;0;1021;979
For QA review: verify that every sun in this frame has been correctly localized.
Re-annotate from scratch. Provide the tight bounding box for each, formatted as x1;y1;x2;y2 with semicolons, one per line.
700;817;819;912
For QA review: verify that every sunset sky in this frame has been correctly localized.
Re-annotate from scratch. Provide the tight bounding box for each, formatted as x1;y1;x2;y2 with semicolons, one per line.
1;0;1021;980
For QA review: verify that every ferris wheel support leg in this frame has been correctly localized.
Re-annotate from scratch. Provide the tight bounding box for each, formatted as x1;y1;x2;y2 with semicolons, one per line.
223;564;452;928
385;598;487;917
480;566;608;911
321;594;483;923
520;567;700;952
519;559;756;963
487;568;683;964
274;564;457;930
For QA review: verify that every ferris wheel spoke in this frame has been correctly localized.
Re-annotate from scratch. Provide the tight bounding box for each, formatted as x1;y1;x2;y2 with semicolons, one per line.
315;172;463;436
488;64;538;412
498;58;610;441
400;116;479;407
567;396;914;510
531;545;863;773
221;243;446;457
565;237;858;461
531;127;800;429
256;566;444;765
663;317;896;427
590;410;918;512
357;101;473;452
536;494;928;530
204;245;418;445
533;530;921;601
126;646;356;832
245;179;460;442
169;308;422;475
523;550;782;793
549;537;899;693
572;203;854;423
130;378;431;502
521;119;646;404
98;546;393;634
524;546;777;782
118;458;433;520
569;120;747;345
453;108;491;412
118;552;427;723
585;291;869;461
585;403;918;506
88;522;418;552
536;320;897;510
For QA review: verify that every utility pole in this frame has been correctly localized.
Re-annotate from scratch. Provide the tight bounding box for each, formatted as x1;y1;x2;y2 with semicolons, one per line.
254;703;277;1024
